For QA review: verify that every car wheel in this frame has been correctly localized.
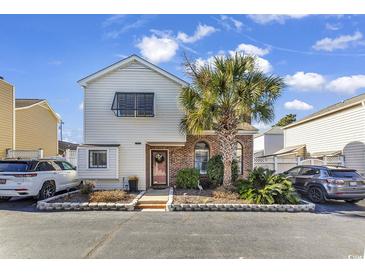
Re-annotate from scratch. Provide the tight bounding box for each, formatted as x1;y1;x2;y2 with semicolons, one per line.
0;196;11;201
308;186;325;203
38;181;56;200
345;199;362;204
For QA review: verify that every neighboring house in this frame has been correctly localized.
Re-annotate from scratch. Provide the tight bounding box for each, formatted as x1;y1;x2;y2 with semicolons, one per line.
59;140;79;167
15;99;60;157
253;126;283;157
283;93;365;174
58;140;79;156
77;54;257;190
0;78;15;158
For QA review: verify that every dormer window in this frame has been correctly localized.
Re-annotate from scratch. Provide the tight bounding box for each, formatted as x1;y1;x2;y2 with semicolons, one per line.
111;92;154;117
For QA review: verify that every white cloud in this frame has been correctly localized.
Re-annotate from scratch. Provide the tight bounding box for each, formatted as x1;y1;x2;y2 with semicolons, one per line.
284;99;313;110
136;34;179;64
247;14;308;24
48;60;63;66
230;44;272;73
285;72;326;91
79;102;84;111
102;15;127;27
196;44;272;73
177;24;217;43
233;43;270;56
326;75;365;94
325;22;341;31
313;31;363;52
254;57;272;73
62;128;83;144
105;17;149;39
252;121;271;132
218;15;243;31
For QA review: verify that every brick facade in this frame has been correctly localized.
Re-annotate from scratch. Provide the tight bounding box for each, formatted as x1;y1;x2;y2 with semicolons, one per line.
146;134;253;188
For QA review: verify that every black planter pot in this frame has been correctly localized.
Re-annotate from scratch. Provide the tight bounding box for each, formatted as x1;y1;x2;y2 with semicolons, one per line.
128;180;138;192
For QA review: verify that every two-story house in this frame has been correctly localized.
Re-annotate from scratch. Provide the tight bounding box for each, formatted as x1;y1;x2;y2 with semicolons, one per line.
0;78;60;158
283;93;365;174
77;55;257;190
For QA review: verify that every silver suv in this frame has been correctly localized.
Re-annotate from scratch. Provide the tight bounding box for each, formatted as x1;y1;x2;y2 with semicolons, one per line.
283;165;365;203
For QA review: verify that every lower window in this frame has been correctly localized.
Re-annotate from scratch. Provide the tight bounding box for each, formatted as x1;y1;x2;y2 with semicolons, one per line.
89;150;107;168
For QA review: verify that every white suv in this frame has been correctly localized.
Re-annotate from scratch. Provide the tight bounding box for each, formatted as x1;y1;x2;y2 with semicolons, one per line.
0;159;79;201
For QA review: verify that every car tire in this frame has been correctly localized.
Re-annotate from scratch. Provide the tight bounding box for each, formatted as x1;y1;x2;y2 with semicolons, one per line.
38;181;56;200
0;196;11;201
345;199;362;204
308;186;325;203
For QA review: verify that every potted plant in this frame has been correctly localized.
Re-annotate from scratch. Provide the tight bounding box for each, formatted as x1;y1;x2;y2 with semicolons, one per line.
128;176;139;192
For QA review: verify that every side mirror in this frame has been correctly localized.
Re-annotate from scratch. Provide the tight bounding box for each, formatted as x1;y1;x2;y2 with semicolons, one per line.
73;166;77;171
283;171;288;175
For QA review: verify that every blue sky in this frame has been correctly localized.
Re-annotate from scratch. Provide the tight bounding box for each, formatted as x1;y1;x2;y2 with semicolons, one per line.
1;14;365;143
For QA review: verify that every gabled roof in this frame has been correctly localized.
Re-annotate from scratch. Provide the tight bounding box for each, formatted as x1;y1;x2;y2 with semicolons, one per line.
267;144;306;157
78;54;189;87
237;122;258;132
284;92;365;129
254;126;283;138
58;140;79;151
15;99;45;108
15;99;61;122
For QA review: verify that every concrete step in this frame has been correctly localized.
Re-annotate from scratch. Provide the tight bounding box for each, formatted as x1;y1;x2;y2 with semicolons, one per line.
140;208;166;212
138;199;168;204
136;203;166;209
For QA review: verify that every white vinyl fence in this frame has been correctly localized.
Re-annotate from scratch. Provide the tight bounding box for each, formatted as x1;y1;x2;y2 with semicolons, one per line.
6;149;43;159
254;155;345;173
64;149;77;167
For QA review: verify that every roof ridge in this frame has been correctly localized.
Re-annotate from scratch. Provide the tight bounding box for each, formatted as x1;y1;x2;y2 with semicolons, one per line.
284;92;365;129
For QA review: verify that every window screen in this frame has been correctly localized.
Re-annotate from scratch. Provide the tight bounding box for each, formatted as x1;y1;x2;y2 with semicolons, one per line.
89;150;107;168
112;92;154;117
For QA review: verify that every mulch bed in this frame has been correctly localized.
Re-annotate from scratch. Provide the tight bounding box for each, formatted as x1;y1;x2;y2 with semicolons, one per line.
174;189;249;204
50;190;137;204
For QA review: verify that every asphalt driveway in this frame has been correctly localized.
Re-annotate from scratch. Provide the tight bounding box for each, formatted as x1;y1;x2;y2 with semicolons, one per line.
0;198;364;259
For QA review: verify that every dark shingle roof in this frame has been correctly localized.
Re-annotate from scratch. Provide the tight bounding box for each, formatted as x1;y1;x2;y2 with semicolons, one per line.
58;141;79;151
284;92;365;129
237;122;258;132
15;99;45;108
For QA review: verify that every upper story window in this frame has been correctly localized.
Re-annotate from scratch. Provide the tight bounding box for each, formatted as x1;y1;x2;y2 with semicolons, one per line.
111;92;154;117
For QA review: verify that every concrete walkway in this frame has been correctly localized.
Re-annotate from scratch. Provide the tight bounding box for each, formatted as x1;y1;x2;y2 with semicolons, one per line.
136;188;170;210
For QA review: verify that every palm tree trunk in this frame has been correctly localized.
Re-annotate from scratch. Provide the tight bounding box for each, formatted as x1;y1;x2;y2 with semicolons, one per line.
217;130;236;188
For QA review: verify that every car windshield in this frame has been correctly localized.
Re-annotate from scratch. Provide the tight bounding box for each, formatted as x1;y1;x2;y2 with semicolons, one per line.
328;170;362;179
0;162;30;172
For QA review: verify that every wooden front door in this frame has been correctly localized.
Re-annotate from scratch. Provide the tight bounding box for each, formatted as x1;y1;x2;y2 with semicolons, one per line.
151;150;168;187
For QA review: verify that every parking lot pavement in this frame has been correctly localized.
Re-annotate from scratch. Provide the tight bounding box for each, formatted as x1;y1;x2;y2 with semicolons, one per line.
0;198;364;259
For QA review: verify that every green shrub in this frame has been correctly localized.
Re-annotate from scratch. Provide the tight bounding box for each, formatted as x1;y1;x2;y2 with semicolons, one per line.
207;155;240;187
207;155;224;187
238;167;300;204
231;159;239;183
176;168;200;189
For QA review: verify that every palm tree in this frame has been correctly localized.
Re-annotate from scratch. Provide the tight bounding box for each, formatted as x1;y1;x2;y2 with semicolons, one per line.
180;53;285;187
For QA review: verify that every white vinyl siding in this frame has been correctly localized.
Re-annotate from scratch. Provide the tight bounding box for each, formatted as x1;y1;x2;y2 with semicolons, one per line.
254;134;283;156
83;60;185;189
264;134;284;155
254;135;264;153
284;104;365;173
77;146;119;179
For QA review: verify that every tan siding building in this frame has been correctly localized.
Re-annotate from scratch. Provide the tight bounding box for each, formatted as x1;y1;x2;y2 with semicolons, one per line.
15;100;60;157
0;79;15;158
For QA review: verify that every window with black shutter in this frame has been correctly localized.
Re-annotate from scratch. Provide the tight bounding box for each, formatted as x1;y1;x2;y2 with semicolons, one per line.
111;92;154;117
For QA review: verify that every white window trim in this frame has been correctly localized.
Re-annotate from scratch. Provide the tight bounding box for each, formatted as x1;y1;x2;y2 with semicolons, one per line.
88;149;109;169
